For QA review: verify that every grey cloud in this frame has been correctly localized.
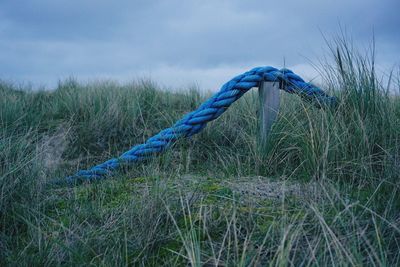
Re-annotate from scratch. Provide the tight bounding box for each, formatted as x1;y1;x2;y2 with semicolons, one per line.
0;0;398;90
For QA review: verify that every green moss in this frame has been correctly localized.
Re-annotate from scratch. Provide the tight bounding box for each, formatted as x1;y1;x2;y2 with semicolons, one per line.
198;178;234;205
105;191;131;209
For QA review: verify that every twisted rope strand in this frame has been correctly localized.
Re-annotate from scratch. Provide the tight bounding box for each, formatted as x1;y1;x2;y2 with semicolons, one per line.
66;66;337;184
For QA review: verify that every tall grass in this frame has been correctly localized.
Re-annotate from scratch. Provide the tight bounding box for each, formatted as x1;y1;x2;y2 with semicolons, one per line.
0;38;399;266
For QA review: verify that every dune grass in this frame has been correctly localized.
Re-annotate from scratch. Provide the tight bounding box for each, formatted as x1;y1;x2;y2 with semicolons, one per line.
1;39;399;266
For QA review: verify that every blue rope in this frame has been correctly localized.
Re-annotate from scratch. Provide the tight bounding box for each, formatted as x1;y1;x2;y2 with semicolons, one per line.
65;66;337;184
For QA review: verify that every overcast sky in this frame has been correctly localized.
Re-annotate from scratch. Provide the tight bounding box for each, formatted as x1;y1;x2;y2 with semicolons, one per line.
0;0;399;90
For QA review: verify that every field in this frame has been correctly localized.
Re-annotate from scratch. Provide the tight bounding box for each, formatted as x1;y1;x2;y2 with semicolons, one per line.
1;42;400;266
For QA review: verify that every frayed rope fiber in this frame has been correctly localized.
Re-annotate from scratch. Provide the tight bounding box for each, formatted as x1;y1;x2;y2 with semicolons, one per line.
64;66;337;184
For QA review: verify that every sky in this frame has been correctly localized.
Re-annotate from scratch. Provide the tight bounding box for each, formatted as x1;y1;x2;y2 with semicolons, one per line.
0;0;399;91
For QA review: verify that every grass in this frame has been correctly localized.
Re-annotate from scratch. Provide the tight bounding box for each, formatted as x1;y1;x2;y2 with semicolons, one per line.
1;38;399;266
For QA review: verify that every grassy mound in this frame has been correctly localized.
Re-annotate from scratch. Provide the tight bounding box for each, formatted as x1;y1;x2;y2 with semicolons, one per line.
1;41;399;266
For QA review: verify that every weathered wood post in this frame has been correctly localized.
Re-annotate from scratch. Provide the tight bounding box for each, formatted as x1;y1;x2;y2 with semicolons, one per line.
259;81;281;148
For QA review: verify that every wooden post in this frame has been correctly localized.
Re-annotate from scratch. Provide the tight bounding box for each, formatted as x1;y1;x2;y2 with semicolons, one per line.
259;81;280;147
